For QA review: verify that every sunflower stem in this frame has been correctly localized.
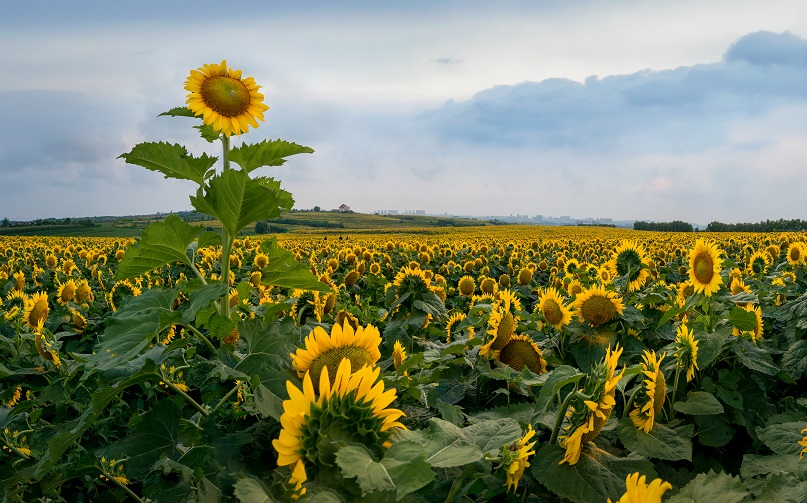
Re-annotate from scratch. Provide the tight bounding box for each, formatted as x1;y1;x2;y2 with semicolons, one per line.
163;379;209;417
181;324;216;353
99;466;144;503
210;383;241;416
221;135;231;171
550;389;579;445
668;366;681;420
623;386;641;419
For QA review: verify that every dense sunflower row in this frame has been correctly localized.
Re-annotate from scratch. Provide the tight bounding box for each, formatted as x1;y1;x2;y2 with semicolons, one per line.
1;226;806;502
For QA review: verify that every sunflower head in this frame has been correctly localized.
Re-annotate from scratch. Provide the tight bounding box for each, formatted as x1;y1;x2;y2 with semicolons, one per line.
786;243;804;266
392;340;406;370
480;308;515;358
537;287;572;330
392;266;431;293
609;240;650;292
607;472;672;503
500;425;537;492
688;239;724;296
629;351;666;433
291;320;382;390
272;358;406;495
498;334;547;375
747;251;771;276
458;275;476;296
573;285;624;327
185;60;269;137
673;324;699;382
24;292;49;330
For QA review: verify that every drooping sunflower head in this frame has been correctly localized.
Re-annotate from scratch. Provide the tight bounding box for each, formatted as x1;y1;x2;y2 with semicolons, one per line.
272;358;406;495
480;307;515;358
392;266;431;293
498;334;547;375
185;60;269;137
75;279;94;304
517;268;533;286
673;324;699;382
291;320;382;390
536;287;572;330
24;292;49;330
500;424;537;493
688;239;724;296
607;472;672;503
106;280;142;312
573;285;624;327
609;240;650;292
559;344;623;465
629;350;666;433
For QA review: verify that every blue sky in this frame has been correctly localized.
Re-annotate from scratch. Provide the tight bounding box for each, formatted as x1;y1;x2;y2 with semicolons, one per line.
2;1;807;223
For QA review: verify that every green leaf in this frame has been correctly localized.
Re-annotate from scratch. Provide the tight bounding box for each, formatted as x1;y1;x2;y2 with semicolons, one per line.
616;418;693;461
674;391;724;415
757;421;807;456
234;476;277;503
197;230;223;249
694;327;729;369
259;237;330;292
196;123;220;143
741;454;801;479
229;139;314;173
394;418;482;468
667;470;747;503
732;338;778;375
252;384;284;421
695;415;735;447
116;215;201;280
531;443;656;503
159;106;198;118
781;340;807;380
118;141;216;185
729;307;758;332
534;365;585;413
463;418;522;454
234;319;298;400
190;170;293;237
335;443;434;500
105;399;181;479
182;284;228;324
88;289;180;371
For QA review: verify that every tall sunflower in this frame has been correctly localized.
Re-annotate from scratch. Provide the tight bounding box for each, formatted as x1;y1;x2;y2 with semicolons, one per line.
673;324;699;382
559;344;623;465
185;60;269;137
786;242;804;266
629;351;666;433
272;358;406;497
688;239;723;296
536;287;572;330
291;320;381;389
573;285;624;327
608;473;672;503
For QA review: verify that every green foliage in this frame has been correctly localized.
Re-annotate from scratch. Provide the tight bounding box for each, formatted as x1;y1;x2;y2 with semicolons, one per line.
118;141;217;185
116;214;202;280
229;139;314;173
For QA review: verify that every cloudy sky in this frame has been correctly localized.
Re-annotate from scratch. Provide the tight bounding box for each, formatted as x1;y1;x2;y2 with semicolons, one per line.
2;1;807;224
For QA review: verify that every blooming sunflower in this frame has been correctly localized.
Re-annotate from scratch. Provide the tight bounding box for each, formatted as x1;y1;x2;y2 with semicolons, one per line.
786;242;804;266
55;279;77;306
687;239;723;296
559;344;624;465
501;425;537;492
608;473;672;503
536;287;572;330
185;60;269;137
573;285;624;327
75;279;94;304
272;358;406;496
732;304;763;342
608;240;651;292
746;251;771;276
673;324;699;382
480;307;515;358
458;275;476;296
392;266;431;290
445;312;467;341
291;320;381;389
629;351;666;433
499;334;547;375
24;292;49;330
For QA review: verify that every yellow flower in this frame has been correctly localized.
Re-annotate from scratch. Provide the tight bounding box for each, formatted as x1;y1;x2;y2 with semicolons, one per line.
185;60;269;137
393;340;407;370
573;285;624;327
688;239;723;296
732;304;764;342
673;324;699;382
503;425;537;492
291;320;381;389
24;292;49;330
629;351;666;433
498;334;547;375
608;472;672;503
536;287;572;330
608;240;651;292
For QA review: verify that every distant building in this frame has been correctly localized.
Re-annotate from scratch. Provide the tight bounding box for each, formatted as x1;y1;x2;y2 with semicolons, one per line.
337;204;351;212
375;209;398;215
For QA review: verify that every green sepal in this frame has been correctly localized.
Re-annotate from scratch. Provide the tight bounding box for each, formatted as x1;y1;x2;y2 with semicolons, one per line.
229;139;314;173
116;214;202;280
190;170;293;238
118;141;217;185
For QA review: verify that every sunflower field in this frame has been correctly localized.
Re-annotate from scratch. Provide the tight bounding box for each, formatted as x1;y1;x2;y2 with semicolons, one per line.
2;62;807;503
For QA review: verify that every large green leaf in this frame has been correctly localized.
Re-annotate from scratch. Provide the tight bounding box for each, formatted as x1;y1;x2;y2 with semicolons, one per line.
616;418;693;461
229;139;314;173
741;454;802;479
757;421;807;456
534;365;585;413
88;289;180;371
695;326;729;369
667;470;747;503
118;141;216;185
729;307;760;332
116;215;201;280
732;338;778;375
234;319;298;400
105;399;181;479
531;443;656;503
259;237;330;292
234;476;278;503
673;391;724;415
190;170;293;237
782;339;807;380
336;443;434;501
463;418;522;454
394;418;483;468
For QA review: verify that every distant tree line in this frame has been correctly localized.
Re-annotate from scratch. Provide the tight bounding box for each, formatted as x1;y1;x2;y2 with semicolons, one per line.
1;217;95;228
706;219;807;232
578;223;616;228
634;220;694;232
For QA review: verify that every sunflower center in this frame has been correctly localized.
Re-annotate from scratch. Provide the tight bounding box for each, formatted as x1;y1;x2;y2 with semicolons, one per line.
200;75;251;117
60;284;76;302
580;296;617;326
692;252;714;284
310;348;373;389
499;339;545;374
542;299;564;326
29;300;48;327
